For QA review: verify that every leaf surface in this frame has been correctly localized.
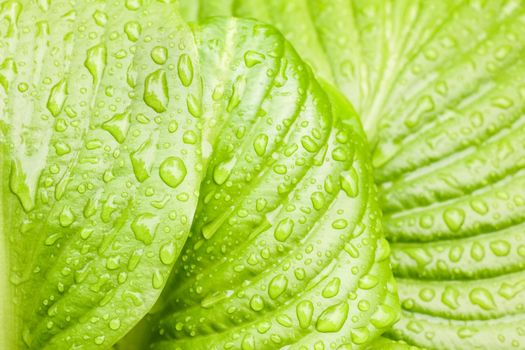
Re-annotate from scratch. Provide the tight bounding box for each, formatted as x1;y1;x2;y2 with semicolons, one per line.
180;0;525;348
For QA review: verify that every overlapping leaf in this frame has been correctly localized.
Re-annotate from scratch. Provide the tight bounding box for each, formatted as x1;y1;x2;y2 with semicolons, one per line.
148;18;398;350
180;0;525;349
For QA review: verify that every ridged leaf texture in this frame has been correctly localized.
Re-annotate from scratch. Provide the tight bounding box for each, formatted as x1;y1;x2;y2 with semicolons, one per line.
0;1;396;349
180;0;525;349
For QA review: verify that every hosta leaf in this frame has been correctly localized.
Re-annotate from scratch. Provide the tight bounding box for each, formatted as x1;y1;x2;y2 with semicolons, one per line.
0;1;203;348
181;0;525;349
145;18;398;350
1;2;397;349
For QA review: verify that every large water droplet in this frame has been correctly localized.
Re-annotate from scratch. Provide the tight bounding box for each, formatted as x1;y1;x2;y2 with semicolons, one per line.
177;54;193;87
151;46;168;65
443;208;465;232
131;213;159;245
130;139;154;182
159;157;187;188
124;21;141;42
340;169;358;197
253;133;268;156
102;110;130;143
47;79;67;117
268;274;288;299
85;44;107;86
144;69;169;113
316;302;349;332
274;218;294;242
469;288;495;310
296;300;314;328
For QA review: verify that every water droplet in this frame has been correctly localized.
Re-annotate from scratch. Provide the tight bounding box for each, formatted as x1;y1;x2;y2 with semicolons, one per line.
94;335;105;345
53;141;71;156
310;192;325;210
92;10;108;26
443;208;465;232
177;54;193;87
469;288;495;310
131;213;159;245
227;75;246;112
296;300;314;328
151;46;168;65
301;136;319;153
44;233;62;246
152;269;163;289
341;169;358;197
186;93;201;118
59;206;75;227
490;240;510;256
250;294;264;311
370;304;397;328
130;139;154;182
213;159;234;185
253;134;268;156
442;286;460;309
244;50;265;67
316;302;349;333
358;274;378;289
449;245;463;262
102;110;130;143
322;278;340;298
241;335;255;350
9;160;35;212
125;0;143;10
470;199;488;215
274;218;294;242
144;69;169;113
470;242;485;261
109;318;121;330
124;21;141;42
268;274;288;299
47;79;67;117
351;327;370;345
85;44;107;85
159;157;186;188
159;241;176;265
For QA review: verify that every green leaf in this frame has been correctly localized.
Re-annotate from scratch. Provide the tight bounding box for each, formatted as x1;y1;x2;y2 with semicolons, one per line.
1;2;396;350
146;18;398;350
1;1;203;348
181;0;525;349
